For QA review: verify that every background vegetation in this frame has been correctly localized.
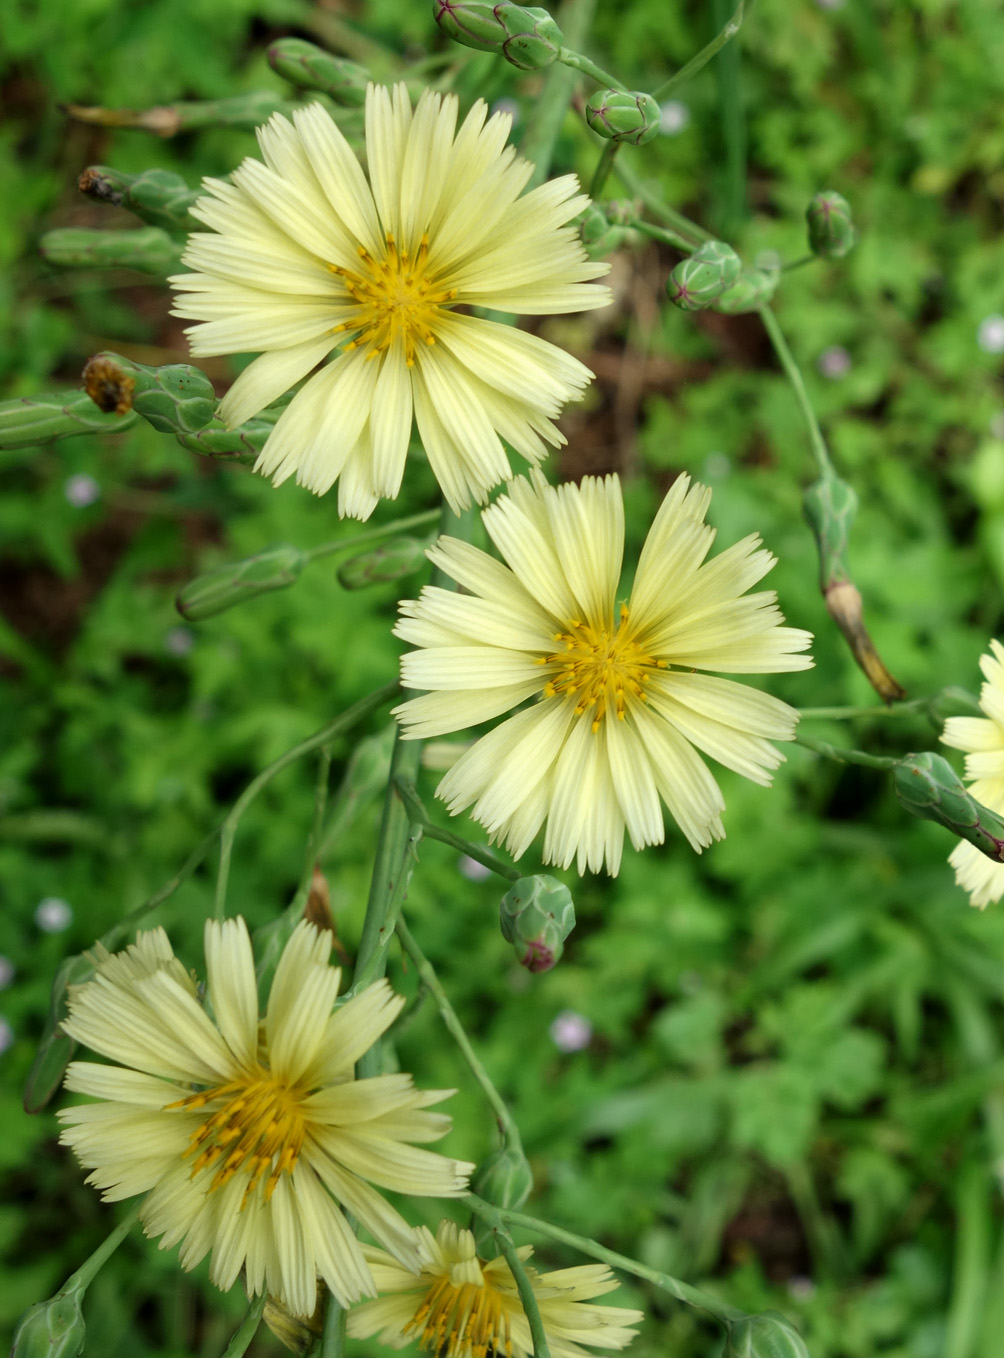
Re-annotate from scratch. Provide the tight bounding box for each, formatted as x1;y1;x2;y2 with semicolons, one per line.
2;1;1004;1355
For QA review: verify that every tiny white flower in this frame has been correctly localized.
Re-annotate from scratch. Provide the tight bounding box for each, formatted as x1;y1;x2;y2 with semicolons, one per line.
549;1010;593;1053
36;897;73;933
977;315;1004;355
659;101;691;136
64;473;101;507
0;1017;13;1055
458;854;492;882
0;957;14;990
165;626;195;657
817;345;851;379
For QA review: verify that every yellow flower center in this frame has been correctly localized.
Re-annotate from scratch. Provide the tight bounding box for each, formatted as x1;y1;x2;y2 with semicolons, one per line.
542;606;666;732
408;1274;512;1358
169;1072;306;1208
331;233;456;367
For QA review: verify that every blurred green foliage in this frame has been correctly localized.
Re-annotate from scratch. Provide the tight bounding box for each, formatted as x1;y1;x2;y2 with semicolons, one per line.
2;1;1004;1356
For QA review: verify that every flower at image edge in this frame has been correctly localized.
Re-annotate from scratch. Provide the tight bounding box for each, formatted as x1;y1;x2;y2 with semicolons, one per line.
346;1220;644;1358
58;918;473;1317
171;84;610;519
393;471;814;874
941;637;1004;907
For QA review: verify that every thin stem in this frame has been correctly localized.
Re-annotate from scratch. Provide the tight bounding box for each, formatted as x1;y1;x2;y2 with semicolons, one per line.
589;141;620;199
465;1195;744;1327
63;1201;142;1293
496;1233;552;1358
522;0;598;187
101;826;220;949
795;734;898;770
395;777;520;882
611;158;711;246
287;746;333;917
782;254;816;273
214;681;399;920
320;1293;347;1358
651;0;746;99
799;700;933;720
557;47;626;93
757;302;836;480
632;218;700;253
219;1293;267;1358
305;508;440;564
397;919;522;1146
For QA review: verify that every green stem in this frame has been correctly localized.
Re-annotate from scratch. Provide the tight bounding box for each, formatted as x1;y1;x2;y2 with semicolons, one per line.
757;302;836;480
287;746;333;917
465;1195;744;1326
799;702;930;720
611;158;711;245
652;0;746;99
496;1233;552;1358
795;735;898;770
522;0;598;187
632;218;701;253
220;1293;267;1358
64;1202;142;1293
782;254;816;273
395;778;520;882
214;681;399;920
557;47;626;93
102;826;220;949
589;141;620;199
305;509;440;564
320;1293;347;1358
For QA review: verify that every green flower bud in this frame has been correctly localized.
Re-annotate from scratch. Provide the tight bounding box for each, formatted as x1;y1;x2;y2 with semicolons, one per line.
500;875;575;972
806;190;856;259
666;240;743;311
433;2;563;70
578;204;631;259
711;264;780;315
82;352;215;434
894;752;1004;862
268;39;369;107
39;226;182;276
176;544;306;621
725;1311;810;1358
12;1291;86;1358
77;166;200;232
336;536;430;589
802;475;857;589
585;89;661;146
472;1144;534;1211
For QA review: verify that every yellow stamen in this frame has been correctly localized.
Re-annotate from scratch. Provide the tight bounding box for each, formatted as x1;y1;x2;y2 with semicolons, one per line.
329;231;455;366
542;607;666;731
168;1072;306;1208
407;1276;513;1358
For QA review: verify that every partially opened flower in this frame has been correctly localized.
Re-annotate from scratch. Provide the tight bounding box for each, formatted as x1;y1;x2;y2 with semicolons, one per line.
58;919;473;1317
171;85;609;519
393;471;813;874
941;639;1004;907
346;1220;643;1358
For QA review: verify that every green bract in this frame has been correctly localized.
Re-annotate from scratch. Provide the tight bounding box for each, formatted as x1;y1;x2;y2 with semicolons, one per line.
725;1312;811;1358
711;264;780;314
585;88;661;145
666;240;743;310
176;544;307;621
11;1292;86;1358
267;38;369;105
433;1;563;69
499;875;575;972
806;190;856;259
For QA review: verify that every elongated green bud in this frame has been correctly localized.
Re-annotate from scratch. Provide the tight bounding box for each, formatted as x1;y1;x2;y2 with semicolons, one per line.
472;1144;534;1213
176;544;306;621
806;190;856;259
0;389;137;450
39;226;182;276
23;953;94;1114
500;875;575;972
578;204;631;259
666;241;743;311
83;353;215;434
585;89;660;145
725;1311;810;1358
11;1291;86;1358
433;2;563;69
894;752;1004;862
63;91;290;136
802;474;857;589
77;166;200;232
175;417;264;463
337;536;430;589
711;264;780;314
268;39;369;105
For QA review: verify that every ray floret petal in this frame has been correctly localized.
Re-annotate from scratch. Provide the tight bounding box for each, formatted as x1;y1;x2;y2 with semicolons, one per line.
58;917;474;1317
393;470;814;875
170;84;611;519
941;638;1004;907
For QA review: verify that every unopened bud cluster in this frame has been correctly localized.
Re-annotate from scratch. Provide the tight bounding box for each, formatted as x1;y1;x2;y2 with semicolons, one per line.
500;875;575;972
585;89;660;145
434;1;562;69
666;241;742;311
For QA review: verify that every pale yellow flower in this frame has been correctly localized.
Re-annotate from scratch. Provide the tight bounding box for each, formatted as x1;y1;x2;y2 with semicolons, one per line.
171;85;609;519
59;919;473;1317
941;638;1004;907
393;471;813;874
347;1220;643;1358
